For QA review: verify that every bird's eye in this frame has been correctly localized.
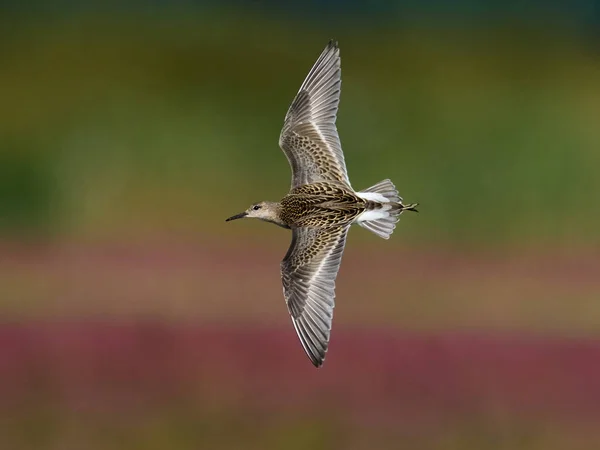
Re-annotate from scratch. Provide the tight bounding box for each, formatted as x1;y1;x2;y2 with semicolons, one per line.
252;205;261;211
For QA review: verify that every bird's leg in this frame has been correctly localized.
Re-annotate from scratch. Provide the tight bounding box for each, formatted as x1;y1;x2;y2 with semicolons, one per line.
402;203;419;213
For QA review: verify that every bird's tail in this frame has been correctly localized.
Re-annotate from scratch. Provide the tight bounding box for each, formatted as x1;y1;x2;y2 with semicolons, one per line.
357;179;418;239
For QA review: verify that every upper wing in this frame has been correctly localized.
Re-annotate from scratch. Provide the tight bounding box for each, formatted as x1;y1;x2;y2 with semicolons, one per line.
279;40;351;189
280;225;350;367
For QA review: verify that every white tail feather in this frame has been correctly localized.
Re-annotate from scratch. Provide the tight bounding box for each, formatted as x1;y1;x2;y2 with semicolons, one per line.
356;179;402;239
360;179;402;203
359;215;398;239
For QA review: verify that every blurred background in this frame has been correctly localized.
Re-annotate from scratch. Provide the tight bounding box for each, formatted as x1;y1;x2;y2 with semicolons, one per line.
2;1;600;449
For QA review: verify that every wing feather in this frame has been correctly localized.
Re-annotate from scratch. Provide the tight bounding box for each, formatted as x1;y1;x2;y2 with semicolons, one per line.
279;41;351;189
280;225;349;367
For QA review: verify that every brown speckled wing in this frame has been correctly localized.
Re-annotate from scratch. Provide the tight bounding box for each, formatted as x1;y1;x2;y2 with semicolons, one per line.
279;41;351;189
280;225;350;367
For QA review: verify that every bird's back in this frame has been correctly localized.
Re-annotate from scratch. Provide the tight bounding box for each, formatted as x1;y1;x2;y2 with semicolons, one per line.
280;182;366;228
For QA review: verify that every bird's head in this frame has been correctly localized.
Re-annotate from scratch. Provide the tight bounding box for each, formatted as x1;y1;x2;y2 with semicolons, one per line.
226;201;286;226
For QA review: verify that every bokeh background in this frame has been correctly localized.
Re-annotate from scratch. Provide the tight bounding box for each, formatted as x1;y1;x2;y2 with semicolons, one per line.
2;1;600;449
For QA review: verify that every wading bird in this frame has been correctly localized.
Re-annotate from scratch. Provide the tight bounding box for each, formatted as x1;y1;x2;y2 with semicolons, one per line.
226;41;418;367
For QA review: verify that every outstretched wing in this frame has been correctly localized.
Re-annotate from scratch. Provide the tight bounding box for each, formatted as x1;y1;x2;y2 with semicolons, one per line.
280;225;350;367
279;40;351;190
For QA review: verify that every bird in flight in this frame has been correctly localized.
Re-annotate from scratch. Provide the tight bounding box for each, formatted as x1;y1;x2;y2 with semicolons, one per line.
226;41;418;367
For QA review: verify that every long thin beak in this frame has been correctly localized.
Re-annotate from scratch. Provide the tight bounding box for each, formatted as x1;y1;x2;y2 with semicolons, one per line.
225;211;247;222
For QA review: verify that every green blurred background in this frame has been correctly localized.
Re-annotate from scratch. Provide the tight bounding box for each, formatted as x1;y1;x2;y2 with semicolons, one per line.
2;2;600;449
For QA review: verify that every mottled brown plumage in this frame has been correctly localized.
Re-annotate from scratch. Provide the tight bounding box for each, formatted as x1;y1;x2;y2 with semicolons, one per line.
280;182;366;227
226;40;418;367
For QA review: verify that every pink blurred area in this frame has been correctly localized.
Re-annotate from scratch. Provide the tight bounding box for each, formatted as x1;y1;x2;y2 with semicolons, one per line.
2;241;600;449
3;322;600;421
3;322;600;450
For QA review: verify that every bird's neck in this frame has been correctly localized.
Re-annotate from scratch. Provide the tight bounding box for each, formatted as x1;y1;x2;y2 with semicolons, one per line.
264;218;291;229
261;202;290;229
